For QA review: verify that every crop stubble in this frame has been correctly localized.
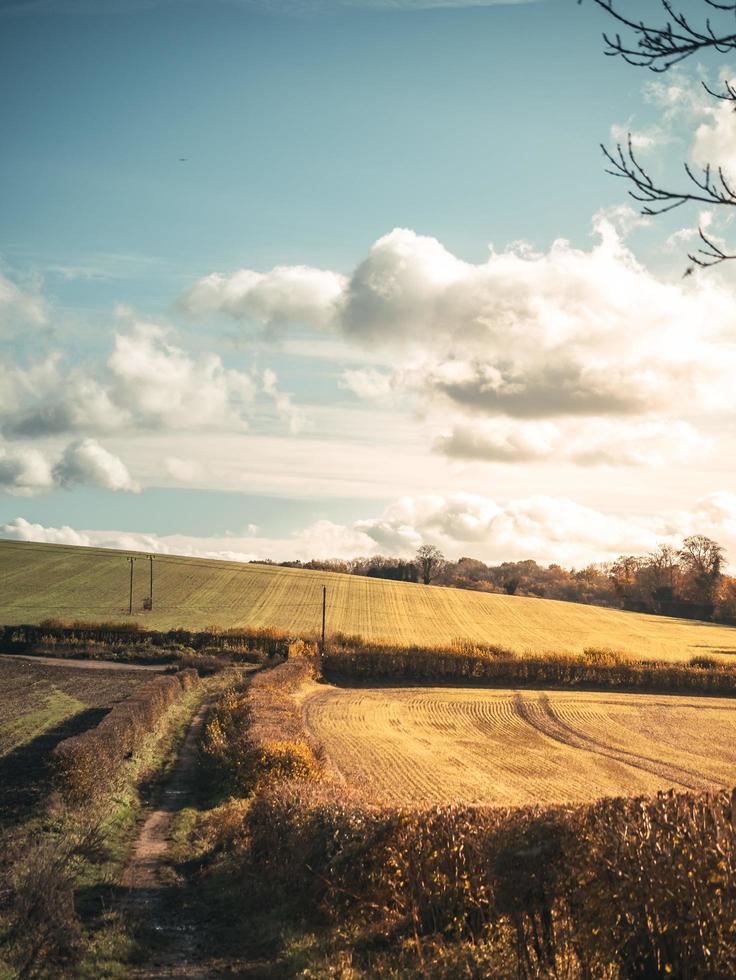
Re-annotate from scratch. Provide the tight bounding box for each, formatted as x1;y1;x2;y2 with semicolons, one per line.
303;685;736;805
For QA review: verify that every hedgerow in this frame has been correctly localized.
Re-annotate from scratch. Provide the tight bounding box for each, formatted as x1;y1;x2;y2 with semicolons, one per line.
322;637;736;695
219;780;736;977
201;641;323;795
51;668;198;804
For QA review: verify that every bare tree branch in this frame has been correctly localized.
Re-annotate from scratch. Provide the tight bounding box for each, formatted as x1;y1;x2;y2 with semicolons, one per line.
582;0;736;71
602;135;736;214
688;226;736;266
584;2;736;266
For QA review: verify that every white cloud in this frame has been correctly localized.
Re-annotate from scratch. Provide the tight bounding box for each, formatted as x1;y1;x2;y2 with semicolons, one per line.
609;121;670;154
0;446;54;496
261;368;307;435
185;220;736;467
436;417;708;467
4;490;736;569
0;320;305;441
181;265;346;332
354;491;736;567
52;438;140;492
642;69;736;182
0;439;139;496
0;518;92;547
339;368;395;401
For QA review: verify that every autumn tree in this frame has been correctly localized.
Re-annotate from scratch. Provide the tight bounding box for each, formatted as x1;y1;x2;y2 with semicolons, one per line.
415;544;446;585
678;534;725;602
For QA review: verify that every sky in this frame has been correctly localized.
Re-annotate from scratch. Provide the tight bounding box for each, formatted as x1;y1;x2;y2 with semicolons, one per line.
2;0;736;568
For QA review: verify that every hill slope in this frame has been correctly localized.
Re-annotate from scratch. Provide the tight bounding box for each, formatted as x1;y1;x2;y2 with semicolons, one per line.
1;539;735;662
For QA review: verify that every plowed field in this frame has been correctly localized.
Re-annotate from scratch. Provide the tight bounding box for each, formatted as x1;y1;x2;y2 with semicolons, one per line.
304;685;736;805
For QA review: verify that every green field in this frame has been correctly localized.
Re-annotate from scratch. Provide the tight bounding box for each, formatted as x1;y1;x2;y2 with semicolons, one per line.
2;538;736;662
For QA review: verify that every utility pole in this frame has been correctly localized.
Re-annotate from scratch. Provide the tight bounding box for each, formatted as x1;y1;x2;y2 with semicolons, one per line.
127;557;136;615
321;585;327;652
149;554;155;610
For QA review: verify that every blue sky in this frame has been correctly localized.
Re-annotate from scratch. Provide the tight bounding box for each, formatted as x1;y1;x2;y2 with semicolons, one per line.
2;0;736;566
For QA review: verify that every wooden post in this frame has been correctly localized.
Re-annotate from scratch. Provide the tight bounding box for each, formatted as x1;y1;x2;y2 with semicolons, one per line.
321;585;326;652
127;557;135;614
149;555;154;609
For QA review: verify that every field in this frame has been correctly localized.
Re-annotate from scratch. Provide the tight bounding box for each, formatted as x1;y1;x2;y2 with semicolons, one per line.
304;684;736;805
0;657;146;758
3;538;736;661
0;657;146;821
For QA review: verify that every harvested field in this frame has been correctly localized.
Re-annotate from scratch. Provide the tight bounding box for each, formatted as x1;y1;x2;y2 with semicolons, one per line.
304;684;736;805
3;539;736;662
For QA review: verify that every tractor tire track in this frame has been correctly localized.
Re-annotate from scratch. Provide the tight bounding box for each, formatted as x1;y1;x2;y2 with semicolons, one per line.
512;693;710;792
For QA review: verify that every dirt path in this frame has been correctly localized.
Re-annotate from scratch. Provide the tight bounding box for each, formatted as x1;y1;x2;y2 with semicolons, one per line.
0;652;167;671
124;700;212;978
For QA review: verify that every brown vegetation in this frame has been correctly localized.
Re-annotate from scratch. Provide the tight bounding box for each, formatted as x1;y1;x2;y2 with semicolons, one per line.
193;644;736;975
231;781;736;977
201;641;323;795
1;621;293;663
52;668;198;804
322;635;736;696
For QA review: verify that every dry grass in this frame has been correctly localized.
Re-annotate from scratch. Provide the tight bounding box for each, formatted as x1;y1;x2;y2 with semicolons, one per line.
304;684;736;805
4;539;736;662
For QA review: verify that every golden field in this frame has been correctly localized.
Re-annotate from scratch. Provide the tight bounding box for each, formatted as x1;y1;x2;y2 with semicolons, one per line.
2;538;736;661
304;684;736;805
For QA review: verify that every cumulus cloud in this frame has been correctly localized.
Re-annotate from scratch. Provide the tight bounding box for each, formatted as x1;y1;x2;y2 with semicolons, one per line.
181;265;346;332
52;439;140;492
0;321;305;441
0;439;139;496
4;490;736;569
0;446;54;496
186;218;736;467
0;518;92;547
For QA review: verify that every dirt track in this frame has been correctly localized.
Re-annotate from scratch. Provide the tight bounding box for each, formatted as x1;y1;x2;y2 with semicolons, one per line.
124;700;212;979
304;685;736;806
0;653;166;671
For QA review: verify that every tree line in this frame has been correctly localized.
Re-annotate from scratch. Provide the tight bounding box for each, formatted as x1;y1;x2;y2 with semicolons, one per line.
268;535;736;624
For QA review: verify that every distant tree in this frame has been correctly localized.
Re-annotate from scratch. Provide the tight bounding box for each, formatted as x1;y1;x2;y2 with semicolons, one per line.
610;555;646;598
416;545;446;585
678;534;726;602
584;0;736;268
715;576;736;623
503;576;521;596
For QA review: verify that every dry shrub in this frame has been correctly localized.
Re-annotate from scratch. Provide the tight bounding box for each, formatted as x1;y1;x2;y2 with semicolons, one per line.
0;822;105;978
201;643;323;795
235;781;736;978
51;668;198;804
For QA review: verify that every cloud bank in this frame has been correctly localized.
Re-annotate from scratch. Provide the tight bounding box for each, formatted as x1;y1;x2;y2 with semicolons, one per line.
4;489;736;569
0;319;304;442
183;215;736;468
